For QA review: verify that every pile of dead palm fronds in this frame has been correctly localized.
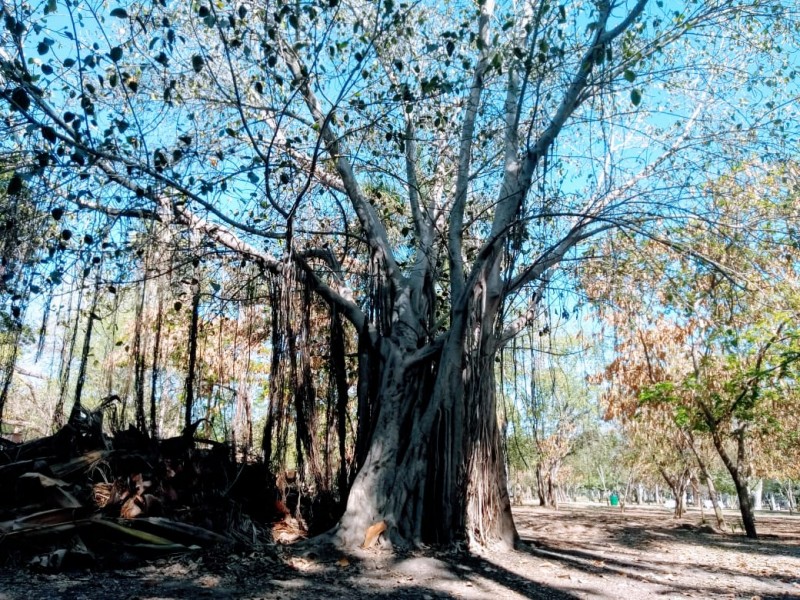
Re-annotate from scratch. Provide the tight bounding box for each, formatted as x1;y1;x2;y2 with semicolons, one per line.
0;402;302;570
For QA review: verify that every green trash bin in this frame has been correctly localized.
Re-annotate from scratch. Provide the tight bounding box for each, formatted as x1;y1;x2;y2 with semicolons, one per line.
610;493;619;506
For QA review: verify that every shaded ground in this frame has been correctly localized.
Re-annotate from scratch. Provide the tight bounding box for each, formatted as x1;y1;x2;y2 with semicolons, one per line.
1;504;799;599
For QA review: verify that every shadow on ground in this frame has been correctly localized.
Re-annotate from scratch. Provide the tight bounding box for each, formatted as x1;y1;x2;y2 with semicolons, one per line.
0;547;581;600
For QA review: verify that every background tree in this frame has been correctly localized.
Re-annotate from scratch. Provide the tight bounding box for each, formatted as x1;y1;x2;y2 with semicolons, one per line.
503;327;596;508
585;163;800;537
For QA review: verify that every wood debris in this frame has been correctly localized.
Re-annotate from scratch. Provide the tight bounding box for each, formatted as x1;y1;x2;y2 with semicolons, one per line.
362;520;387;549
0;404;299;569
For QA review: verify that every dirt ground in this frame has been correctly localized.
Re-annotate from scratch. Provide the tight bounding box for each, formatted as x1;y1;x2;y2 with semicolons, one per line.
1;504;799;599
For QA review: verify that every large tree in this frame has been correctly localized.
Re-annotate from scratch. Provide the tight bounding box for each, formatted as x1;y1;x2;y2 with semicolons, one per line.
1;0;796;547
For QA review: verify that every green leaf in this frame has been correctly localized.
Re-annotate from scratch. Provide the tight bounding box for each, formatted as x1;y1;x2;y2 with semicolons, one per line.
623;69;636;82
192;54;204;73
41;125;57;143
11;87;30;111
630;88;642;106
44;0;57;15
7;174;23;196
110;8;128;18
109;46;123;62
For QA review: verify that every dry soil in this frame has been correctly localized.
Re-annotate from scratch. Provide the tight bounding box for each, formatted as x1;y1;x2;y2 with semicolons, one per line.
1;503;798;599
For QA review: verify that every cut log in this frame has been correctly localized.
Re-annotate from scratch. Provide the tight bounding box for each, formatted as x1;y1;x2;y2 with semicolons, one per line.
361;520;387;549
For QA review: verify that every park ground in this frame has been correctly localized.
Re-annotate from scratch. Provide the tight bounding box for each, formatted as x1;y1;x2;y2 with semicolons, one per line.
1;504;798;599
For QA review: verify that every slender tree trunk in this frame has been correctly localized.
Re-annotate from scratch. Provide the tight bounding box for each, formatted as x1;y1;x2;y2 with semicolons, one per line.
0;333;21;426
784;481;795;515
752;478;763;511
330;308;350;500
705;474;725;528
535;461;559;508
262;281;281;465
132;280;148;435
293;282;323;490
53;286;83;429
354;324;377;471
149;295;164;439
536;463;547;506
71;276;100;415
621;473;634;513
549;463;560;509
682;430;725;528
598;466;608;496
657;465;690;518
710;430;757;538
184;282;201;431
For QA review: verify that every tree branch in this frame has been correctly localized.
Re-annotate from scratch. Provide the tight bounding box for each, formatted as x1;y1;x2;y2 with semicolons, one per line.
449;0;495;302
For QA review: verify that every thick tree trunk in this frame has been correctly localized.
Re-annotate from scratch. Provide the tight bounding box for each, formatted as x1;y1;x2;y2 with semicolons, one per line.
334;338;419;547
463;352;517;547
334;321;517;549
332;214;519;549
